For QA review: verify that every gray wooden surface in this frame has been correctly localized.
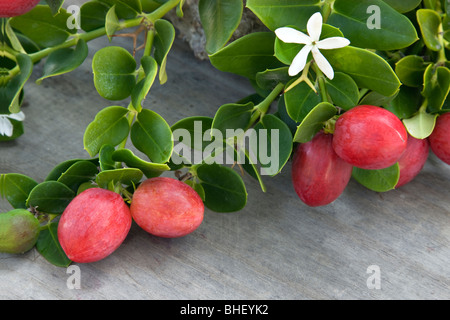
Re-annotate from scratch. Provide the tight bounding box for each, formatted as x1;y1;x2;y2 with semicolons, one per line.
1;15;450;300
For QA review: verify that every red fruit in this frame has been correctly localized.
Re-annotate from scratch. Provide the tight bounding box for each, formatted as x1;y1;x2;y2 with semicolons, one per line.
0;0;40;18
428;112;450;165
291;131;353;207
333;105;408;170
58;188;132;263
130;177;204;238
396;135;429;188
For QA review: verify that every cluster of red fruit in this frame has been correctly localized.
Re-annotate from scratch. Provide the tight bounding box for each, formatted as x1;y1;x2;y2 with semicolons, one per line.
292;105;450;207
58;177;205;263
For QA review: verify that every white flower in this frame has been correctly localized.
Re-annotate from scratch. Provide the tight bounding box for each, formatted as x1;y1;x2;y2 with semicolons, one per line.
0;112;25;137
275;12;350;80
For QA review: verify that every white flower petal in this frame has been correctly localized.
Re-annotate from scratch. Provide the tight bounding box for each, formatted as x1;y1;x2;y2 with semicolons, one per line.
0;117;14;137
312;47;334;80
316;37;350;50
307;12;323;42
275;27;311;44
7;111;25;122
289;44;313;76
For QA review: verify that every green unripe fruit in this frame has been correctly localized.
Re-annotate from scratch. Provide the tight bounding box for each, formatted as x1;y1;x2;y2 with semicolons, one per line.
0;209;40;254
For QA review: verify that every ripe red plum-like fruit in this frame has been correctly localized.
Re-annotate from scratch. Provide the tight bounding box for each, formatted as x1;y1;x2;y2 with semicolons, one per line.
0;0;40;18
291;131;353;207
332;105;408;170
0;209;40;254
130;177;204;238
396;135;429;188
58;188;132;263
428;112;450;165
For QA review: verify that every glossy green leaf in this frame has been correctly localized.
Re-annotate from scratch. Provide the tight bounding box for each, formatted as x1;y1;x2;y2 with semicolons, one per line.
57;161;99;192
99;144;117;171
83;106;130;157
99;0;141;19
131;56;158;111
416;9;443;52
0;174;38;209
246;0;320;31
323;46;401;97
184;180;206;201
112;149;170;178
352;164;400;193
253;114;293;176
395;55;431;87
293;102;337;143
256;67;291;90
209;32;283;79
0;119;24;142
382;0;421;13
4;20;25;53
96;168;143;189
105;5;120;39
422;64;450;113
37;40;89;84
403;111;438;139
45;0;65;15
211;102;254;138
277;96;299;135
325;72;359;110
46;158;100;181
239;148;267;193
199;0;243;54
171;116;214;151
328;0;418;51
195;163;247;213
36;222;71;268
359;90;398;107
131;109;174;164
385;86;421;119
80;1;110;32
92;46;137;101
154;19;176;84
10;5;76;48
26;181;75;214
284;81;321;123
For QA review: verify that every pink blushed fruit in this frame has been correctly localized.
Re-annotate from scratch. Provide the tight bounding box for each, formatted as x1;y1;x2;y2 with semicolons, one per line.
332;105;408;170
396;135;429;188
130;177;204;238
0;0;40;18
58;188;132;263
429;112;450;165
292;131;353;207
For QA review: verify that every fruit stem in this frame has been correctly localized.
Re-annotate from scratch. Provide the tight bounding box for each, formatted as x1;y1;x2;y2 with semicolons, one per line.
250;82;285;125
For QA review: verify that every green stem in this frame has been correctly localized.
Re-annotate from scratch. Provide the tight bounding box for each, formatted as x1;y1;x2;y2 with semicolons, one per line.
321;0;335;23
249;82;285;125
313;63;330;103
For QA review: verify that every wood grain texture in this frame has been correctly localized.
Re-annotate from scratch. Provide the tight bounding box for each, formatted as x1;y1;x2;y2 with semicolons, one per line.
1;7;449;300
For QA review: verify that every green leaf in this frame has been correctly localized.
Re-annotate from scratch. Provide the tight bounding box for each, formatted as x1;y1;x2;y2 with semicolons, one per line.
45;0;65;15
293;102;337;143
46;158;100;181
240;149;267;193
195;163;247;213
154;19;176;84
246;0;320;31
105;5;120;39
131;56;158;111
37;40;89;84
382;0;422;13
395;55;431;87
284;81;321;123
184;180;206;201
328;0;418;51
403;111;438;139
199;0;243;54
209;32;283;79
96;168;143;189
80;1;110;32
92;46;137;101
253;114;293;176
385;86;421;119
57;161;99;192
416;9;443;52
171;116;214;151
10;5;76;48
352;164;400;193
26;181;76;214
211;102;254;138
83;106;130;157
99;144;117;171
323;46;401;97
359;90;398;107
131;109;174;164
256;67;291;90
36;222;71;268
325;72;359;110
422;64;450;113
112;149;170;178
0;174;38;209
